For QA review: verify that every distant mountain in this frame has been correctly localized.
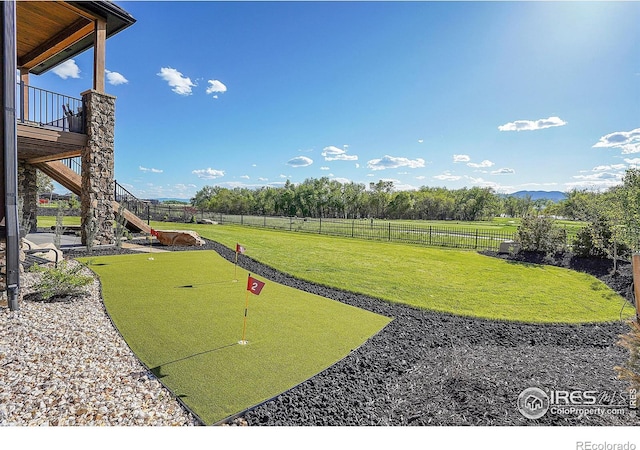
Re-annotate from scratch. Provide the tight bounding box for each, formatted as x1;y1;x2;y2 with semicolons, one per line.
508;191;566;202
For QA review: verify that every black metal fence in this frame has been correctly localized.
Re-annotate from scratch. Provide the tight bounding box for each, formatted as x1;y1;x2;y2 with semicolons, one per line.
141;209;519;251
39;197;585;252
17;83;85;133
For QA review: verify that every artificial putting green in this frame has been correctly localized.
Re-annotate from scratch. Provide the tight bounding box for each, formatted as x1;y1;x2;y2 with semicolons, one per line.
79;251;391;425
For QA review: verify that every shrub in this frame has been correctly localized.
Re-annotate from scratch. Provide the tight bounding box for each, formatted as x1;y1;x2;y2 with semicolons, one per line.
28;261;93;301
572;216;630;259
53;203;67;249
615;320;640;393
115;207;129;249
515;215;567;254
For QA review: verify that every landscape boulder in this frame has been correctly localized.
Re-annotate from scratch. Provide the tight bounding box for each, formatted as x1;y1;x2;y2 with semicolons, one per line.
155;230;205;247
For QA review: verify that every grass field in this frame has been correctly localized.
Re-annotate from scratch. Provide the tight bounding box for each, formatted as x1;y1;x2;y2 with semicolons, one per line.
68;216;633;421
79;251;390;424
145;221;633;324
45;214;631;323
38;216;80;227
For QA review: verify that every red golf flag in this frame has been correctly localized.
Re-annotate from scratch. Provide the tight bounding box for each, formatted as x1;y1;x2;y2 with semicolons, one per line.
247;275;265;295
236;243;245;254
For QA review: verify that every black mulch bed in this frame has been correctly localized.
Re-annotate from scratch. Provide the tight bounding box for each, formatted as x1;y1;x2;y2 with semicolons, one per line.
68;238;640;426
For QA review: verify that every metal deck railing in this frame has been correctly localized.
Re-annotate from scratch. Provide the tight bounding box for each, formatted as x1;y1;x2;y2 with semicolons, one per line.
16;82;85;133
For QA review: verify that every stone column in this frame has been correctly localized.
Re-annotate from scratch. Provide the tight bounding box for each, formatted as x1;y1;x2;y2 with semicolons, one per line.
81;90;116;245
17;162;38;235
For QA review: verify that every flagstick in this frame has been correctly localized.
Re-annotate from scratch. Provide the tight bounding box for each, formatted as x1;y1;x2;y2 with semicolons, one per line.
234;250;238;281
239;277;250;345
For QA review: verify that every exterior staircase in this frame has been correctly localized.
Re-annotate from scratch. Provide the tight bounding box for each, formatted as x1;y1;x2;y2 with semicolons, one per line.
34;160;151;234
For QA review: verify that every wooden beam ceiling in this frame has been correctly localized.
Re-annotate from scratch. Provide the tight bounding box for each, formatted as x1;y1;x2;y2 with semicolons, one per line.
16;1;99;71
18;19;93;69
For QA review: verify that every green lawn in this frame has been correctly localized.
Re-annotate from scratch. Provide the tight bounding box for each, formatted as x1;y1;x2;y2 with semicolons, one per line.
38;216;80;227
54;214;632;323
79;251;390;424
149;221;633;324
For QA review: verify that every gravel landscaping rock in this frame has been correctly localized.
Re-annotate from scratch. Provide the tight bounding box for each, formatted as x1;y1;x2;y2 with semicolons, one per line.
212;242;639;426
0;261;199;426
2;238;639;426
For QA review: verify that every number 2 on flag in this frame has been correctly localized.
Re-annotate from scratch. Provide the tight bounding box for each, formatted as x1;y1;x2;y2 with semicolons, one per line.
247;275;265;295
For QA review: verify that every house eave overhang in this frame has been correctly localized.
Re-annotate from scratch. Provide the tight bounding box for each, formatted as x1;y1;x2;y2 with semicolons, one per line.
27;1;136;76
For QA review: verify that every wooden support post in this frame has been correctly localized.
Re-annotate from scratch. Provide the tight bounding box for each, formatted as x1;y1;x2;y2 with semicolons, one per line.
632;254;640;323
93;18;106;93
19;68;28;121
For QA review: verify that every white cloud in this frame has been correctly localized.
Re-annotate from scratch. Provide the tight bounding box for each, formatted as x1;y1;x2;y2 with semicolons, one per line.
572;172;623;183
593;164;626;171
174;183;197;192
322;146;358;161
491;168;515;175
192;168;225;179
355;163;360;169
105;69;128;85
287;156;313;167
240;175;250;179
367;155;425;171
279;174;289;179
139;166;163;173
394;182;419;191
624;158;640;166
467;176;502;189
564;180;620;190
129;182;197;200
258;177;269;182
332;177;351;184
206;79;227;97
52;60;80;79
453;154;470;163
565;172;623;190
519;182;559;188
621;145;640;154
157;67;196;96
416;175;426;180
433;171;462;181
320;166;330;170
593;128;640;155
467;160;494;168
418;139;424;144
498;116;567;132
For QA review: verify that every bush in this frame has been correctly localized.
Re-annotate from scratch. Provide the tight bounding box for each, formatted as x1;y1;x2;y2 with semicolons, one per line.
615;320;640;394
28;261;93;301
572;216;630;259
515;215;567;254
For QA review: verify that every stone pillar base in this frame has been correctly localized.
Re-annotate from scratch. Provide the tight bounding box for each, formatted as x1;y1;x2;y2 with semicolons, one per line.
81;90;116;246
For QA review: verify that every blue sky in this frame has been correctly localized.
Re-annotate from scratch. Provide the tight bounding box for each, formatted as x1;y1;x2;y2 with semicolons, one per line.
34;1;640;199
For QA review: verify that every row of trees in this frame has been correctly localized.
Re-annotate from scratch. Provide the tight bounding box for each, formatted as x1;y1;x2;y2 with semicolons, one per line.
190;178;557;221
511;169;640;262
